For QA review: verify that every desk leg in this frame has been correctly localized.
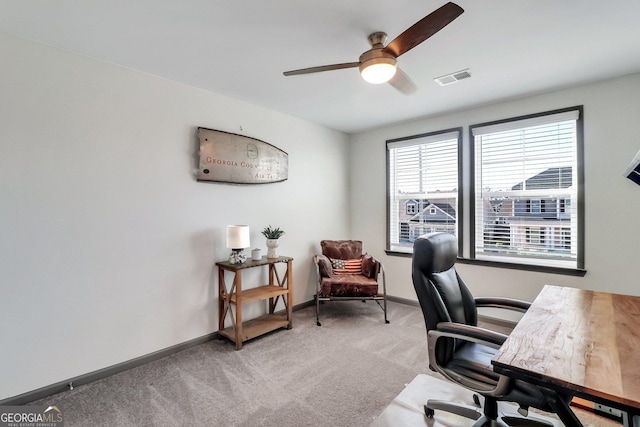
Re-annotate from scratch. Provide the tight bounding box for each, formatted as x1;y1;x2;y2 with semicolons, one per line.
623;412;640;427
234;271;243;350
218;268;225;337
286;260;293;329
268;264;276;314
540;388;583;427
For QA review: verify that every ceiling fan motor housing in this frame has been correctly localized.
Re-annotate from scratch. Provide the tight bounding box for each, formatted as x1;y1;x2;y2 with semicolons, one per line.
367;31;388;47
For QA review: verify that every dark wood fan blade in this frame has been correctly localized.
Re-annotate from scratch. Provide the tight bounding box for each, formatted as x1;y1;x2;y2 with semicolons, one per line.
283;62;360;76
388;68;417;95
383;2;464;58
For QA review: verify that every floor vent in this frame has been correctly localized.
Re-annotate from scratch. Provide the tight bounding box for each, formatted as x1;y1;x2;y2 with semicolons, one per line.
434;69;471;86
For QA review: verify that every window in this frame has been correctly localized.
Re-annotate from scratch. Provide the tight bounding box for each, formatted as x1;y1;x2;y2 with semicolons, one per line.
471;107;583;270
525;227;545;245
529;199;541;214
387;128;461;254
406;200;417;215
385;107;584;275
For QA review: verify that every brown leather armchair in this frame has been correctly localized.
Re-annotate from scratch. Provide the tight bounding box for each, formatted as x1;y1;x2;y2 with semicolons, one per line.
313;240;389;326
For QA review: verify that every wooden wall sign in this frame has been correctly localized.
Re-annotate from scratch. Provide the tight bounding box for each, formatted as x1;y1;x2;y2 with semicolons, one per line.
197;128;288;184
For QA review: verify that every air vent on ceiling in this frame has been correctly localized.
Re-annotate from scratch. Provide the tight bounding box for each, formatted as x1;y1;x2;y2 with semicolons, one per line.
434;69;471;86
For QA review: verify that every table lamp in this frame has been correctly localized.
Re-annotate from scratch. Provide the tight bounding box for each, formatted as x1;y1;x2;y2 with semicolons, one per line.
226;225;250;264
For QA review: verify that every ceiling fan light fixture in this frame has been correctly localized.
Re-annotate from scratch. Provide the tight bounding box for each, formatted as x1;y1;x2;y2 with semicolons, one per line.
283;2;465;93
360;57;397;84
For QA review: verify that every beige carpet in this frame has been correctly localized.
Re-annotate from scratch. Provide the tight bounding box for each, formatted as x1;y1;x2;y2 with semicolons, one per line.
30;301;619;426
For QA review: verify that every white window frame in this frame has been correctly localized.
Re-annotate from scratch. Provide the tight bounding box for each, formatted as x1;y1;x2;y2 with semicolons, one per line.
386;128;462;254
470;107;584;271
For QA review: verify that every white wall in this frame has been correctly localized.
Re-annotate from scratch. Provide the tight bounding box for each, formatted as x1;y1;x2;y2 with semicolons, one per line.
4;28;640;401
350;72;640;303
0;33;350;400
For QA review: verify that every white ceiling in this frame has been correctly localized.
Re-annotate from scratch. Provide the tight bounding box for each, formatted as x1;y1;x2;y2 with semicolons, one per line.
1;0;640;134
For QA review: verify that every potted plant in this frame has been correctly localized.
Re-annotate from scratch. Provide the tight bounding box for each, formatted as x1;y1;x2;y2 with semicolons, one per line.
262;226;285;258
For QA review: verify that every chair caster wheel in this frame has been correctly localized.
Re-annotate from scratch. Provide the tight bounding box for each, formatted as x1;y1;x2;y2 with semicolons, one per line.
316;321;322;326
473;394;481;407
424;405;435;418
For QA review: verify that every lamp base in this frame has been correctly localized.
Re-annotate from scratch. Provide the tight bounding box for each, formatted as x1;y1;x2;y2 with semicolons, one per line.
229;249;247;264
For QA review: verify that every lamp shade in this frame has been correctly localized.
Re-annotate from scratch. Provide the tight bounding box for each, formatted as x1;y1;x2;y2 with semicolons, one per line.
226;225;250;249
360;58;397;84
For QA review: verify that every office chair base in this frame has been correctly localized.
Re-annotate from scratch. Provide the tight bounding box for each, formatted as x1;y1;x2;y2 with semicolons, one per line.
424;400;554;427
500;415;554;427
472;416;552;427
425;400;482;421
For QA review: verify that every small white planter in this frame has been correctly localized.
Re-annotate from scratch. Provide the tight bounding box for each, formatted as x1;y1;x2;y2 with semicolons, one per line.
266;239;280;258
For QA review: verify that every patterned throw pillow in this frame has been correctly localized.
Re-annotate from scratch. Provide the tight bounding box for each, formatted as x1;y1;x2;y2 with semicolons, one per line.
330;257;363;275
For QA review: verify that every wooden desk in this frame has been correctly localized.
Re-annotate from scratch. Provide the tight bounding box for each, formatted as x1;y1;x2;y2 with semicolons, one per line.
216;256;293;350
492;285;640;426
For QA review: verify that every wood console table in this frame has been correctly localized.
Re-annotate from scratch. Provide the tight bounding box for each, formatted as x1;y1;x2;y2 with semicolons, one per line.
216;256;293;350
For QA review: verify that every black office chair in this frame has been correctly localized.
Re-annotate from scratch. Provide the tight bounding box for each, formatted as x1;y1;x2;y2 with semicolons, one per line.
412;232;572;427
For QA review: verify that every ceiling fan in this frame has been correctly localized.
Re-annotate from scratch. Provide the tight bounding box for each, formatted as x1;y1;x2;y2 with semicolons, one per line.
283;2;464;95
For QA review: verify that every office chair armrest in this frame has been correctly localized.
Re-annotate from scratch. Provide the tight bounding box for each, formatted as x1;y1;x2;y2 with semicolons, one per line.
433;322;508;348
474;297;531;313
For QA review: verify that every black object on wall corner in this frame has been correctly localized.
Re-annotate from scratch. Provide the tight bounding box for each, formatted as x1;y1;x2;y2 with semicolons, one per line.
624;150;640;185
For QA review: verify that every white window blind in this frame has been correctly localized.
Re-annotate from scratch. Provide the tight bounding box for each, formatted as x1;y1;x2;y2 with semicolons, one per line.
387;130;460;253
472;109;581;269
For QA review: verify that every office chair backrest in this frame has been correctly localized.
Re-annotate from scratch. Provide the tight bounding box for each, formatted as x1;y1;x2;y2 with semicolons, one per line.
412;233;478;362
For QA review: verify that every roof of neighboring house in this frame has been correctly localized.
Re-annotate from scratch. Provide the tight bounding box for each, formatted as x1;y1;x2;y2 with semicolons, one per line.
511;167;572;190
431;203;456;218
406;201;456;222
